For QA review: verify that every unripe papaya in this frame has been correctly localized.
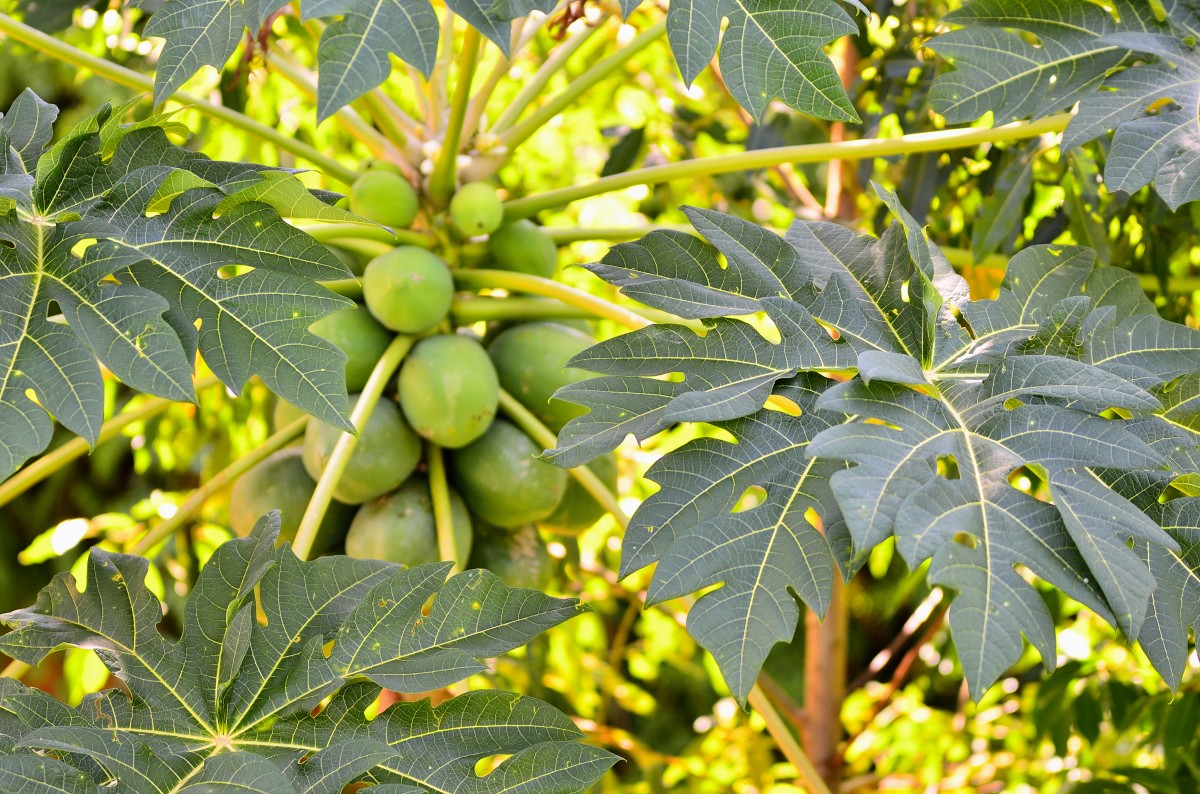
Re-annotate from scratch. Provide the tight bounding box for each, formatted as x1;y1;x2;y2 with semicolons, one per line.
467;520;552;590
230;448;354;552
345;477;473;567
539;452;617;535
487;322;594;431
272;398;308;432
362;247;454;334
398;334;498;448
310;304;393;392
302;395;421;504
349;170;419;228
449;182;503;236
449;419;566;526
486;219;558;278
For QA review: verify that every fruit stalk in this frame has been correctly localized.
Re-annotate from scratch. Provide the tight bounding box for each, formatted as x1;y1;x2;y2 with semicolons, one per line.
502;113;1072;219
425;442;463;571
0;14;358;185
130;416;310;555
453;269;652;331
293;335;415;560
296;222;435;248
451;295;690;326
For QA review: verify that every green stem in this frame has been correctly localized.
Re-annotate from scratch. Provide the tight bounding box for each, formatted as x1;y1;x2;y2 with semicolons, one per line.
430;26;483;204
496;389;627;525
503;113;1073;219
324;238;394;261
300;224;436;249
453;269;650;330
499;19;667;151
450;295;687;326
490;12;610;134
544;224;694;244
130;417;309;555
0;376;224;509
425;442;463;571
428;10;457;134
0;13;357;185
461;12;553;143
359;91;425;163
747;685;833;794
267;42;402;162
293;336;414;560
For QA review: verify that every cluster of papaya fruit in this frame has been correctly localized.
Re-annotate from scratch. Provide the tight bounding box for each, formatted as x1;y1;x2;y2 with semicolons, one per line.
228;167;617;588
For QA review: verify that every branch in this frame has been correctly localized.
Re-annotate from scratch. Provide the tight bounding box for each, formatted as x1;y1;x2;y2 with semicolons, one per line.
502;114;1072;218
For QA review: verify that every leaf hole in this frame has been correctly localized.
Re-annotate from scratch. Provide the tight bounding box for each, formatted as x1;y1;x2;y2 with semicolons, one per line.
804;506;824;534
936;454;960;480
474;754;513;777
765;394;802;416
951;532;977;549
1008;465;1050;502
733;485;766;513
864;417;903;432
217;264;254;280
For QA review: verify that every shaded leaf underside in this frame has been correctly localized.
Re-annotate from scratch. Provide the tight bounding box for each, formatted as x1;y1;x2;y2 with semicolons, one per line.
549;186;1200;703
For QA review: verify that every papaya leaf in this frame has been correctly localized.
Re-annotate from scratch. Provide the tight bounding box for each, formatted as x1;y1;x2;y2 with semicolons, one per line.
0;91;357;485
929;0;1200;208
0;513;614;794
124;0;864;121
549;187;1200;703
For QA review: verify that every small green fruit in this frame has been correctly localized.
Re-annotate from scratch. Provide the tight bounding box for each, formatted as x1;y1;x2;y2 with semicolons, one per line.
449;419;567;526
302;395;422;504
362;247;454;334
487;219;558;278
539;452;618;535
310;304;393;392
398;334;498;448
345;478;473;567
487;322;594;431
468;520;552;590
229;448;354;552
349;170;419;228
449;182;503;236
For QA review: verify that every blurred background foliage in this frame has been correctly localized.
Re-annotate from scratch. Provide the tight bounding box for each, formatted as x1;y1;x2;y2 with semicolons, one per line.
0;0;1197;792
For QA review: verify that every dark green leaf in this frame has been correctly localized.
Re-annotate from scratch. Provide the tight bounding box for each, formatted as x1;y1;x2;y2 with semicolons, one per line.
929;0;1200;208
551;189;1200;701
0;93;359;483
0;514;613;793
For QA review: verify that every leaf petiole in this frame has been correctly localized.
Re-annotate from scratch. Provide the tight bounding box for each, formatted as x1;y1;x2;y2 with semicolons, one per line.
293;335;415;560
503;113;1072;218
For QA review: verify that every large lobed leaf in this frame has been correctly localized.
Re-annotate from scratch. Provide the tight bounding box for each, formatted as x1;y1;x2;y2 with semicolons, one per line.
0;91;357;484
929;0;1200;209
86;0;866;122
0;513;614;793
548;186;1200;703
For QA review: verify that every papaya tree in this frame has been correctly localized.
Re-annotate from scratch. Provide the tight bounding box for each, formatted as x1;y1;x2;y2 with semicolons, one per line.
0;0;1197;791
